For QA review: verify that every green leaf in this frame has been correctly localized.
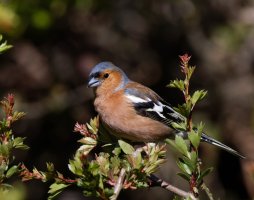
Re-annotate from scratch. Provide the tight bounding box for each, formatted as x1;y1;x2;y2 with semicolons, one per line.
177;172;191;181
48;182;69;200
12;111;26;122
110;156;120;174
168;79;185;91
0;40;12;53
196;122;205;135
174;103;191;117
98;174;104;190
144;164;158;174
188;131;200;149
197;167;213;184
112;147;121;156
175;136;189;157
78;137;97;145
181;156;195;172
96;153;110;176
6;165;19;178
170;122;186;130
13;137;29;150
176;159;192;175
46;162;54;172
68;159;83;176
191;90;207;108
0;143;10;157
165;139;177;150
86;116;99;135
118;140;134;155
190;151;197;165
130;150;142;169
187;66;196;80
88;161;100;176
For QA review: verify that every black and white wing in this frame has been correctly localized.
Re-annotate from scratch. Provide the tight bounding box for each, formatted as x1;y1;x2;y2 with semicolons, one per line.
124;87;185;128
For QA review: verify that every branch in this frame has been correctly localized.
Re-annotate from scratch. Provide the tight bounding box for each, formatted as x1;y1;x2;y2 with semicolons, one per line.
148;174;197;200
110;168;126;200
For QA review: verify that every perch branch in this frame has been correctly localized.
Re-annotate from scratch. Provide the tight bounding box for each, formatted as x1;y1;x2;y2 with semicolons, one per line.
110;168;126;200
148;174;197;200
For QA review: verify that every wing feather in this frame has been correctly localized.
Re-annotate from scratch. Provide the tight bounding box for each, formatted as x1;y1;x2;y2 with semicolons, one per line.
124;86;185;128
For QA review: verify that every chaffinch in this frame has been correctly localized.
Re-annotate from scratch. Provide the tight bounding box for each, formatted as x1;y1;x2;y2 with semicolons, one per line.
88;61;244;158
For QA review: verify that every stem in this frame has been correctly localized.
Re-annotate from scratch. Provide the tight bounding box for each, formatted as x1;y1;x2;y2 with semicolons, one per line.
183;62;192;131
180;54;199;197
148;174;197;200
110;168;126;200
57;176;77;184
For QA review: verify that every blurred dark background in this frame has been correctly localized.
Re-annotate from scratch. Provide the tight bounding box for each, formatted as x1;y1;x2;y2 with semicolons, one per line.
0;0;254;199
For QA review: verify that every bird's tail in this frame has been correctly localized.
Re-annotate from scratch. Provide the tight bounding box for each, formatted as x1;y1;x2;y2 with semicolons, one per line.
173;130;245;159
201;133;245;159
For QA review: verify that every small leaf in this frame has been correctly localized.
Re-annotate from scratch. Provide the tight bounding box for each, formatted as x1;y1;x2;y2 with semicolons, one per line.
170;122;186;130
165;139;177;151
175;135;189;157
86;116;99;135
190;151;197;165
76;144;95;156
181;156;195;172
131;150;142;169
196;122;205;135
68;159;83;176
191;90;207;108
96;153;110;176
197;167;213;184
12;111;26;121
46;162;55;172
13;137;29;150
174;103;191;117
112;147;121;156
144;166;156;174
78;137;97;145
118;140;134;155
0;39;12;53
0;143;10;157
98;174;104;190
110;156;120;174
187;66;196;80
6;165;19;178
188;131;200;149
48;182;69;200
176;159;192;175
177;172;191;181
88;161;100;176
168;79;185;91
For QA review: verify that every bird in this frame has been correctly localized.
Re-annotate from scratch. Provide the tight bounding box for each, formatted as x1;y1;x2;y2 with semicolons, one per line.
87;61;245;158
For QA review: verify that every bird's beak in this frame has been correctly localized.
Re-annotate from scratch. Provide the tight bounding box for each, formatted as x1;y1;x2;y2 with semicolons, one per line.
87;77;100;88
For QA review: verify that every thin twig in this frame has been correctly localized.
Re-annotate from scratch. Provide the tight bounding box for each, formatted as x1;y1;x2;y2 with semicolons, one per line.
201;183;214;200
110;168;126;200
148;174;197;200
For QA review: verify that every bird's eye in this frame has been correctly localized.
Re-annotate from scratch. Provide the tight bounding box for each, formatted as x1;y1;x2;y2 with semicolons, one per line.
104;73;109;78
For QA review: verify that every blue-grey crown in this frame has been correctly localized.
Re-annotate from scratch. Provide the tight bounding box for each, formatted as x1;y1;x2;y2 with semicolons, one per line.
90;61;130;85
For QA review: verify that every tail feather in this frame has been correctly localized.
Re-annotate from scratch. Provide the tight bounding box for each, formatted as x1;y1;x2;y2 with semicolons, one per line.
173;131;245;158
201;133;245;159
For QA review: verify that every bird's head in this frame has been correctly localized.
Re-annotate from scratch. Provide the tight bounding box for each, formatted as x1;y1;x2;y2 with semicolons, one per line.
88;62;130;93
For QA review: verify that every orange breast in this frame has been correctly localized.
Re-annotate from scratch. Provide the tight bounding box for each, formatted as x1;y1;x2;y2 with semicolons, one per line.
94;91;172;142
